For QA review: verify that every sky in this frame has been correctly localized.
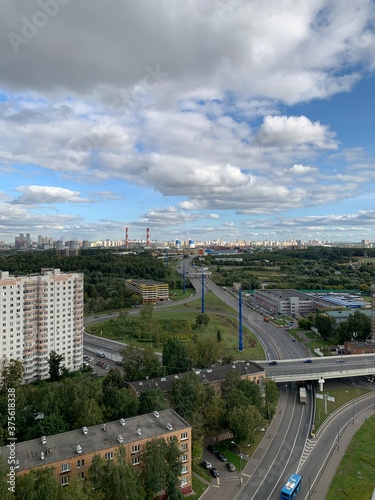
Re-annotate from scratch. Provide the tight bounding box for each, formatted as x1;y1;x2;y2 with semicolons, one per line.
1;0;375;245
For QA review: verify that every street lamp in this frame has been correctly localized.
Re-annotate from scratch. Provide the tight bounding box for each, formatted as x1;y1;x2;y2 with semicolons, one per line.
231;441;242;487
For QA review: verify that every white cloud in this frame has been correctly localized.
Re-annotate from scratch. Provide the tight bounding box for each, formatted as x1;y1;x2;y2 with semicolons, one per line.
9;186;89;205
256;115;338;149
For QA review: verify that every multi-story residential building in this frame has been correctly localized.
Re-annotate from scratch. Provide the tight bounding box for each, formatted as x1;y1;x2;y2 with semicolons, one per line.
125;279;169;304
0;268;83;383
0;409;192;495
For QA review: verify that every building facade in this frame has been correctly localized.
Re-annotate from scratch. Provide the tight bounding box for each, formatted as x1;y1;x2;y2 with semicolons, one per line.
0;409;192;495
125;279;169;304
0;268;83;383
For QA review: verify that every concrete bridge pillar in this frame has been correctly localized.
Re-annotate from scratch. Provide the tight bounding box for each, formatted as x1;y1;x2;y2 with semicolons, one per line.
318;377;325;391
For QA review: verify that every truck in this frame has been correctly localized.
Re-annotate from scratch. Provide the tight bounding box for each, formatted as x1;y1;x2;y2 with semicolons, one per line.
263;317;269;322
299;387;307;404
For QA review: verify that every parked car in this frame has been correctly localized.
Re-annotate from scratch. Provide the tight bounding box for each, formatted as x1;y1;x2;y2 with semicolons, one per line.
207;444;218;454
268;360;277;366
304;358;313;363
96;352;105;358
226;462;236;472
210;467;220;478
215;451;227;462
200;460;212;469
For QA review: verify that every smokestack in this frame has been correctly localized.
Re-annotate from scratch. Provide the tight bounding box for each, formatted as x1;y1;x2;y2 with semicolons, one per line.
125;227;128;248
146;227;150;247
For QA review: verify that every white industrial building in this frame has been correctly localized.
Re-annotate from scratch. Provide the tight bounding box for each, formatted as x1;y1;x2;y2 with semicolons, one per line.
0;268;84;383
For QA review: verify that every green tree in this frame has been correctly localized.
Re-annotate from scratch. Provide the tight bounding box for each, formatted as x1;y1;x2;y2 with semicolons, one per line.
89;447;145;500
162;337;192;375
15;466;60;500
0;359;24;392
194;313;210;329
227;405;264;445
263;379;279;420
315;314;334;341
121;346;165;382
138;389;167;415
48;351;65;381
0;456;14;499
141;437;182;500
171;372;200;423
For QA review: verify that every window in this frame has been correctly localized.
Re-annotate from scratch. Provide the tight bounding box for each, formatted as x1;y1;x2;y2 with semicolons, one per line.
61;463;70;473
180;477;188;486
131;444;140;454
105;452;113;460
181;454;188;463
77;459;85;468
61;476;70;486
181;465;188;474
181;432;188;441
132;456;140;466
80;472;85;479
181;443;188;451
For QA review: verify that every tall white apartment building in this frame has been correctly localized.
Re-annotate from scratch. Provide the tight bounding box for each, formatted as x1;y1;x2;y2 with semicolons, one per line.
0;268;84;383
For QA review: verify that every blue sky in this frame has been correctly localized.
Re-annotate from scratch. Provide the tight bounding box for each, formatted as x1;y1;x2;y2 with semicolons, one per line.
0;0;375;244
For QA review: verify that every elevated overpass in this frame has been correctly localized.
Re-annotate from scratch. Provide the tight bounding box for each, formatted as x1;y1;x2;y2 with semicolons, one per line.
259;353;375;385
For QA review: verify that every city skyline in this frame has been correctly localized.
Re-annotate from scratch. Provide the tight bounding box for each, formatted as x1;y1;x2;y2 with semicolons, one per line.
1;1;375;243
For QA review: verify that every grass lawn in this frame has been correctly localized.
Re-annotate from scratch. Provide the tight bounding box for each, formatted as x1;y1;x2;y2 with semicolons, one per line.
326;415;375;500
189;476;208;499
87;291;265;361
314;383;371;431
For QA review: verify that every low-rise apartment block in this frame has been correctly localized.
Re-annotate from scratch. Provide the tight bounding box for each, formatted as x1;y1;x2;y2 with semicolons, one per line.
0;409;192;494
128;361;265;398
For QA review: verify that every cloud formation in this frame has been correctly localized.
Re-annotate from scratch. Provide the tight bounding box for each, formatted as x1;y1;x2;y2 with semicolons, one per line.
0;0;374;242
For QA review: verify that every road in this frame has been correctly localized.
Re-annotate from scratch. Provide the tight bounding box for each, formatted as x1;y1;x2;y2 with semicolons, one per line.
83;265;375;499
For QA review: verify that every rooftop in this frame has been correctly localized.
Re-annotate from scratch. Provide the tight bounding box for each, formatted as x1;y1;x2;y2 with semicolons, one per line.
128;361;264;395
0;409;189;472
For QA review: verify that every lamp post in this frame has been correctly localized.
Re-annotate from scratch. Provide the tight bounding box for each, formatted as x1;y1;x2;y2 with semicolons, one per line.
231;440;242;487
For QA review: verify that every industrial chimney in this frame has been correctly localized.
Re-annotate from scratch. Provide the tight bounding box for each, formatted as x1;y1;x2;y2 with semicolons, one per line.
146;227;150;247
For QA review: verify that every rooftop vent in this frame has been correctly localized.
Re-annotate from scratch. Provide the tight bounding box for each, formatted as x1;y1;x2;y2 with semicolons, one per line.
120;418;126;426
103;424;107;432
82;426;88;435
166;423;173;431
160;377;166;381
76;445;82;454
136;428;141;435
40;452;45;460
153;411;160;418
174;375;179;379
117;434;123;443
41;436;46;445
206;369;212;373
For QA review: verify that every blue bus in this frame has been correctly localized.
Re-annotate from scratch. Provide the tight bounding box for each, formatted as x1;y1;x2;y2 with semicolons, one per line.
280;473;302;499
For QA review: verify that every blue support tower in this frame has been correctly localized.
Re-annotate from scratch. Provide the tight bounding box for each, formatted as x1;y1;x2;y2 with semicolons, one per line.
238;287;243;351
201;271;205;313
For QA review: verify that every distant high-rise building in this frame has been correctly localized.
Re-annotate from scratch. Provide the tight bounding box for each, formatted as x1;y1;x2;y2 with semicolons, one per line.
0;268;84;383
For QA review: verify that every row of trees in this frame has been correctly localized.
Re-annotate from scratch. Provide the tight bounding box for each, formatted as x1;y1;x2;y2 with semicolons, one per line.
0;441;183;500
0;249;187;313
201;247;375;291
298;310;371;343
0;359;277;456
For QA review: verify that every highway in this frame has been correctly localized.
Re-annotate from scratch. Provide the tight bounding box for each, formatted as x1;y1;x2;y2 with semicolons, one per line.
83;264;375;499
